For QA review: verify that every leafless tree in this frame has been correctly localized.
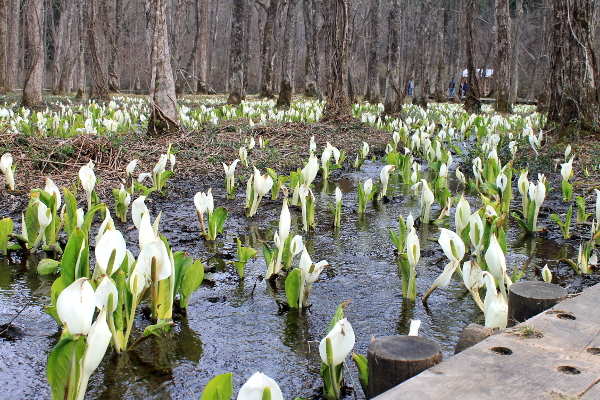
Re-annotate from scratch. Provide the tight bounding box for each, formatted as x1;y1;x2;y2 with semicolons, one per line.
227;0;246;105
494;0;511;111
22;0;44;107
547;0;600;133
276;0;298;108
464;0;482;112
365;0;380;103
383;0;402;115
147;0;179;135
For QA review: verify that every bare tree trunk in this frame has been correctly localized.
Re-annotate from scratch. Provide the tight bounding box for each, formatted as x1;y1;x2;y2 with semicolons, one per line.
5;0;19;92
0;0;8;93
323;0;351;119
494;0;511;112
547;0;600;134
87;0;109;100
383;0;401;115
434;2;449;102
75;0;86;98
108;0;122;92
276;0;298;108
197;0;209;93
147;0;179;135
22;0;44;107
227;0;245;105
413;0;433;109
365;0;380;102
303;0;319;97
259;0;278;97
52;0;75;94
509;0;523;103
464;0;482;112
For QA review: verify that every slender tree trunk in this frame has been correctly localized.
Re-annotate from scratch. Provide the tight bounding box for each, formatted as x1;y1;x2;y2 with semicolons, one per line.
323;0;351;119
147;0;179;135
383;0;401;115
197;0;209;93
434;2;449;102
75;0;86;98
260;0;278;97
494;0;511;112
413;0;433;109
509;0;523;103
52;0;75;94
365;0;380;102
227;0;245;105
276;0;298;108
464;0;482;112
22;0;44;107
547;0;600;134
303;0;319;97
0;0;8;93
108;0;122;92
5;0;19;92
87;0;109;100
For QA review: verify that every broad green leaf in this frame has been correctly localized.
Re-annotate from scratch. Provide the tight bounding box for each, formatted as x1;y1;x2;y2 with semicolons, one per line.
0;217;13;255
81;204;106;235
61;227;89;285
143;320;173;337
351;352;369;392
327;300;350;333
37;258;61;275
47;335;85;400
200;373;234;400
173;251;194;295
180;260;205;308
284;268;302;308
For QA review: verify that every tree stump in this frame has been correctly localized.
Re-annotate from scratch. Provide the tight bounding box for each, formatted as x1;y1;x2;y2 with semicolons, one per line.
366;335;442;398
508;281;567;327
454;323;496;354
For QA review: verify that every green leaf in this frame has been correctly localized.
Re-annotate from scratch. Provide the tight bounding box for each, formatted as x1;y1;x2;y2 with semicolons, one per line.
37;258;61;275
47;334;85;400
143;321;173;337
236;238;257;263
234;261;246;280
285;268;302;308
328;300;350;333
63;189;78;239
25;197;40;245
173;251;194;296
200;373;234;400
180;259;205;308
351;352;369;393
0;217;13;255
81;204;106;235
511;212;532;234
262;243;273;266
61;227;89;285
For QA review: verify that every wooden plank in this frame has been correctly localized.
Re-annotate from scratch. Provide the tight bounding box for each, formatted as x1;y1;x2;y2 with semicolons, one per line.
375;284;600;400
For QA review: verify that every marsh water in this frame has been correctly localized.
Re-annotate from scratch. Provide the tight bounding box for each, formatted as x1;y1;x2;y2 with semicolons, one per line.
0;162;582;399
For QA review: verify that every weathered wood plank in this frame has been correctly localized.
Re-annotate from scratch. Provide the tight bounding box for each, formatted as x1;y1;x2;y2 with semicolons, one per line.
374;284;600;400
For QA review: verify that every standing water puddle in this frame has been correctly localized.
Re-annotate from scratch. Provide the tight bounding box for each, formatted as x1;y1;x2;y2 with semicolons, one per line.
0;161;577;398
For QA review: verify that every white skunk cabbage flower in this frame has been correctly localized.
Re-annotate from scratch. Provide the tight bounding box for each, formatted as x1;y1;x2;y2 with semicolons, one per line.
131;196;149;230
77;308;112;400
95;229;127;275
237;372;283;400
57;278;96;335
44;178;61;209
380;165;396;198
483;272;508;329
302;153;319;186
0;153;15;190
319;318;355;367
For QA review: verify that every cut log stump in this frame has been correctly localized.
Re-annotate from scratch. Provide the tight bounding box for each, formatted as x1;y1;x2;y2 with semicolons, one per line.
508;281;567;327
366;335;442;398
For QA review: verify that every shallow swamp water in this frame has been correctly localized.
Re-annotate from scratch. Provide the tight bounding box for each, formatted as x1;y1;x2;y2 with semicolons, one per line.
0;160;595;399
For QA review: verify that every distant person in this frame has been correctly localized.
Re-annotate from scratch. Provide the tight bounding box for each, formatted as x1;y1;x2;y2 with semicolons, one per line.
462;81;468;97
458;84;463;97
449;78;455;97
407;80;414;96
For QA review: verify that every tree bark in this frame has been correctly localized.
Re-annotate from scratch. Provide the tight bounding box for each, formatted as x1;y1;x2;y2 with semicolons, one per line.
276;0;298;108
383;0;402;115
52;0;76;94
259;0;278;97
413;0;433;109
494;0;511;112
227;0;246;105
5;0;19;92
22;0;44;107
433;2;449;102
75;0;86;98
148;0;179;135
0;0;9;93
509;0;524;103
547;0;600;134
365;0;380;103
87;0;109;100
464;0;482;113
108;0;122;92
323;0;351;120
196;0;210;93
303;0;319;97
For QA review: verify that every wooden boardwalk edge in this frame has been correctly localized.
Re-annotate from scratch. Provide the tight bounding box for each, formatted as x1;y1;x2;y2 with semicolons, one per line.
375;283;600;400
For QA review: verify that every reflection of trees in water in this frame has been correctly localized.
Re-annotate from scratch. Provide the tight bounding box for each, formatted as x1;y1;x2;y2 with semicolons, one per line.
94;319;203;399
